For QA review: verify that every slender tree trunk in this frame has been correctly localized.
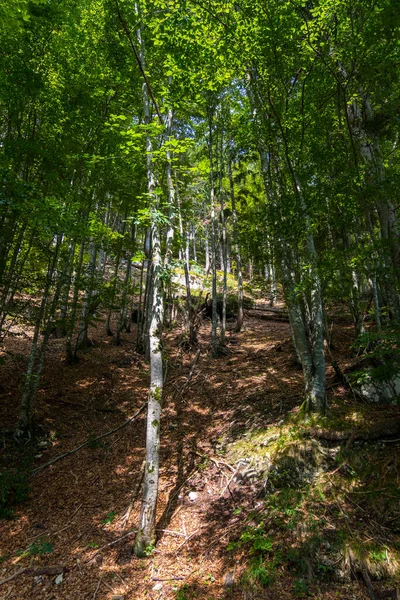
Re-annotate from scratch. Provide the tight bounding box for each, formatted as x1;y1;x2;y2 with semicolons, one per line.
134;11;164;556
65;241;85;364
219;144;227;347
76;242;97;352
17;236;63;435
204;225;210;274
106;238;124;337
55;242;75;338
136;258;145;353
177;184;196;345
208;111;218;357
115;253;132;346
192;226;197;263
228;159;244;332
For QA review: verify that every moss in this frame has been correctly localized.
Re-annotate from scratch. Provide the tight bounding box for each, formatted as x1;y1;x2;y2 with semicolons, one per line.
153;386;162;403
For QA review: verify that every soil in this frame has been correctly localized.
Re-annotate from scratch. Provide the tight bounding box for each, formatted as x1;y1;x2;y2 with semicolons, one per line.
0;309;398;599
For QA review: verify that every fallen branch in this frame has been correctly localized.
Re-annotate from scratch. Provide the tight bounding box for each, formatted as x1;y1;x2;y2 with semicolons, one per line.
0;566;65;586
246;307;289;321
308;416;400;443
31;404;146;477
175;349;201;401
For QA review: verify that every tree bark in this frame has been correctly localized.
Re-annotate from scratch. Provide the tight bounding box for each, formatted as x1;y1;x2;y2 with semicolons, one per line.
228;159;244;332
134;10;164;557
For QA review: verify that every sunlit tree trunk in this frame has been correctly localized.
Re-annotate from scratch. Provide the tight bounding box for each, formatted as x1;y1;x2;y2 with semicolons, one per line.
134;12;164;557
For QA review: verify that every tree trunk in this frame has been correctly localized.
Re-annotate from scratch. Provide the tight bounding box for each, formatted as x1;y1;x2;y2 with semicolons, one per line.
208;110;218;357
134;10;164;557
228;159;244;332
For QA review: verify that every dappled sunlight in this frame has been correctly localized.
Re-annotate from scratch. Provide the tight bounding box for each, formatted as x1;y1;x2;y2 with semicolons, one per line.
0;312;399;600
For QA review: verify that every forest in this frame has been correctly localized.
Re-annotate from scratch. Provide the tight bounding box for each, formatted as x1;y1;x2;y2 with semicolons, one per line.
0;0;400;598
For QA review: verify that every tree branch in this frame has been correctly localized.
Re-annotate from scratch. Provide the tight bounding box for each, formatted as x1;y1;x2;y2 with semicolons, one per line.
31;404;146;476
114;0;163;124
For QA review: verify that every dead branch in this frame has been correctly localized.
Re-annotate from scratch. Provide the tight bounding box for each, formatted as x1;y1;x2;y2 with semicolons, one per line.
0;566;65;586
176;348;201;399
31;404;146;477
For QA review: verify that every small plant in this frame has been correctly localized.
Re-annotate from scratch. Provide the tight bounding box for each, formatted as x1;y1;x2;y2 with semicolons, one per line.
0;468;30;520
175;583;190;599
233;505;244;515
101;511;117;525
242;555;277;586
17;537;54;557
369;547;388;562
293;578;308;597
143;543;155;557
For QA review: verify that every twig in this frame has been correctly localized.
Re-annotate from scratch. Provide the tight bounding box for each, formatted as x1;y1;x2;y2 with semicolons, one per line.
101;579;115;592
0;570;26;587
220;467;239;497
53;503;83;536
31;404;146;476
86;530;138;564
151;577;185;581
1;584;14;599
174;349;201;401
156;529;186;537
92;576;102;600
190;450;235;473
173;526;206;554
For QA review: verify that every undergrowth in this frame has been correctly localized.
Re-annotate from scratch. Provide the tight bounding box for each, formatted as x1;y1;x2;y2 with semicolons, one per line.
225;410;400;595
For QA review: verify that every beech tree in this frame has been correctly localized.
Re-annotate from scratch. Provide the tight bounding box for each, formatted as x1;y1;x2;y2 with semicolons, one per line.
1;0;399;556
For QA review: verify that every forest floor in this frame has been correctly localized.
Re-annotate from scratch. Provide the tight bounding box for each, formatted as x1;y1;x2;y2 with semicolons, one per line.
0;305;399;599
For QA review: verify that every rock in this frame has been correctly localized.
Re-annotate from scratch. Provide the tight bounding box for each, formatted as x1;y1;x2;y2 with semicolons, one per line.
260;434;279;447
223;570;235;587
55;573;63;585
359;373;400;404
188;491;198;502
152;583;163;591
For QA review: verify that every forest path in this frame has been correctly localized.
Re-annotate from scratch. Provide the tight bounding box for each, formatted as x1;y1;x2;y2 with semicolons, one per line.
0;314;371;599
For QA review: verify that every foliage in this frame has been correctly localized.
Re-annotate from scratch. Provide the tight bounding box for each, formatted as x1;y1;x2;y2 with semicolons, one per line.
16;537;54;557
0;468;30;520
